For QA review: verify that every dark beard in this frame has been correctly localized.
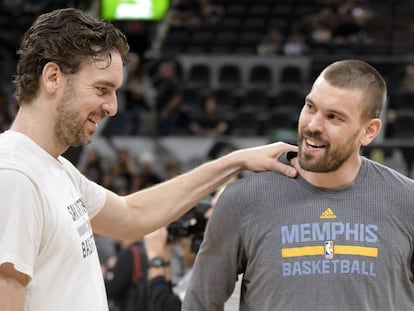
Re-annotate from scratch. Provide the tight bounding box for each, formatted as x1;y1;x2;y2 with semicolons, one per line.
298;129;358;173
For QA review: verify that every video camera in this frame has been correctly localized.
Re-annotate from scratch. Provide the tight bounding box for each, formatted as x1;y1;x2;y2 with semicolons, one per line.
167;197;211;253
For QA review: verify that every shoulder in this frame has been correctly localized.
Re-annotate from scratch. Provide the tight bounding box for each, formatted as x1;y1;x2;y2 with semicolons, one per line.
0;131;40;190
217;171;290;209
0;169;37;193
0;131;50;178
362;156;414;190
226;171;289;193
363;157;413;181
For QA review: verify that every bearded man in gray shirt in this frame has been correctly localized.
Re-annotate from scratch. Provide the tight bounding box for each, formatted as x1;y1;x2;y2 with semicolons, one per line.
183;59;414;311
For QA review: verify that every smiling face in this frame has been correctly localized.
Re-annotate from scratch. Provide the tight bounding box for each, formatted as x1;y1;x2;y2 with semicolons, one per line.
297;75;367;173
53;52;124;147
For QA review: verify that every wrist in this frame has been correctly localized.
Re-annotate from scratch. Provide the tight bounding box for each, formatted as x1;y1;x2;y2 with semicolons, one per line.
147;257;170;280
147;257;170;268
218;151;243;175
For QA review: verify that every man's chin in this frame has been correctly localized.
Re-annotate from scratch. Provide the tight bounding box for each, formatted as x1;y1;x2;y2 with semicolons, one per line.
70;136;92;147
299;157;326;173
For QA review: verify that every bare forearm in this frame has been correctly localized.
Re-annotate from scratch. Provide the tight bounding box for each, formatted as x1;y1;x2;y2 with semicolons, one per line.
94;142;297;239
125;152;240;234
0;275;26;311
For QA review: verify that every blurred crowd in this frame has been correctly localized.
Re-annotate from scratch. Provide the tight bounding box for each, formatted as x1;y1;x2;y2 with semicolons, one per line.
1;0;413;139
0;0;378;138
167;0;374;56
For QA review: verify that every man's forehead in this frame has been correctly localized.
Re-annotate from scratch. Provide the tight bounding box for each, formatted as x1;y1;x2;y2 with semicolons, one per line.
77;54;124;85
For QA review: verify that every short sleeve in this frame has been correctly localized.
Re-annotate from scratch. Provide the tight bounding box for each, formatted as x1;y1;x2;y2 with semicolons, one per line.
0;169;44;279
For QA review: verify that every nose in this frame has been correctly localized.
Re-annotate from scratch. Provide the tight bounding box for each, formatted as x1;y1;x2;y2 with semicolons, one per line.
102;92;118;117
307;112;324;133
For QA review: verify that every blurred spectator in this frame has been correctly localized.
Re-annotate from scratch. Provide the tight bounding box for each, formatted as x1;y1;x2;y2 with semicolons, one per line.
152;60;183;136
100;171;117;193
199;0;223;29
114;52;152;136
170;0;203;30
189;95;229;136
283;23;310;56
136;151;163;190
95;234;118;275
398;64;414;93
308;7;337;45
169;0;223;30
171;236;197;302
342;0;372;26
78;148;105;184
257;25;283;56
104;237;147;311
331;0;370;53
110;149;140;188
332;8;362;42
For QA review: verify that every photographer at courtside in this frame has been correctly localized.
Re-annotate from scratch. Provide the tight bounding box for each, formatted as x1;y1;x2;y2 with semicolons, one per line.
143;202;209;311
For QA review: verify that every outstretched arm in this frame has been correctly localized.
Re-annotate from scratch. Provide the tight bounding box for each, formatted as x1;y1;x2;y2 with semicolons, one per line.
91;142;298;239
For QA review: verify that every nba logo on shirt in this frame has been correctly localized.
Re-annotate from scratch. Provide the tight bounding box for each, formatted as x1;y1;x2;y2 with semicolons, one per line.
324;241;334;259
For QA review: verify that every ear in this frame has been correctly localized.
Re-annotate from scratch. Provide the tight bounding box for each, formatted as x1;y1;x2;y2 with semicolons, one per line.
360;118;382;146
41;62;62;95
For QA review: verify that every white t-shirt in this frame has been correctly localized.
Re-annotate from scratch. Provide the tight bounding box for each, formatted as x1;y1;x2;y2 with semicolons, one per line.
0;131;108;310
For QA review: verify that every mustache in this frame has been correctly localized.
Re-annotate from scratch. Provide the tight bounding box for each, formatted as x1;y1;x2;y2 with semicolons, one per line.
89;110;107;120
300;129;328;145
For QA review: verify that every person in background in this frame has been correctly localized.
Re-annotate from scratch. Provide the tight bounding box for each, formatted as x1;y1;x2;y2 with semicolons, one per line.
104;236;146;311
152;60;183;136
114;52;151;136
143;227;182;311
78;148;106;183
397;64;414;93
109;148;140;188
183;59;414;310
0;8;298;310
256;25;283;56
143;190;234;311
189;95;229;136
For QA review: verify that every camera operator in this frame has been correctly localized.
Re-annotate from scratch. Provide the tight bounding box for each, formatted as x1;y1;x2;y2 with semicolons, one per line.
144;199;209;311
144;227;181;311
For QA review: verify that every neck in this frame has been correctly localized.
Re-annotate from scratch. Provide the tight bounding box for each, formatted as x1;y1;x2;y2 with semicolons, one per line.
291;155;362;189
10;105;67;158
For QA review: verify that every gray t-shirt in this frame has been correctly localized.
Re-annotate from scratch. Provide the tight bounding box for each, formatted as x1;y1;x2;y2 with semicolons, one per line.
183;157;414;311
